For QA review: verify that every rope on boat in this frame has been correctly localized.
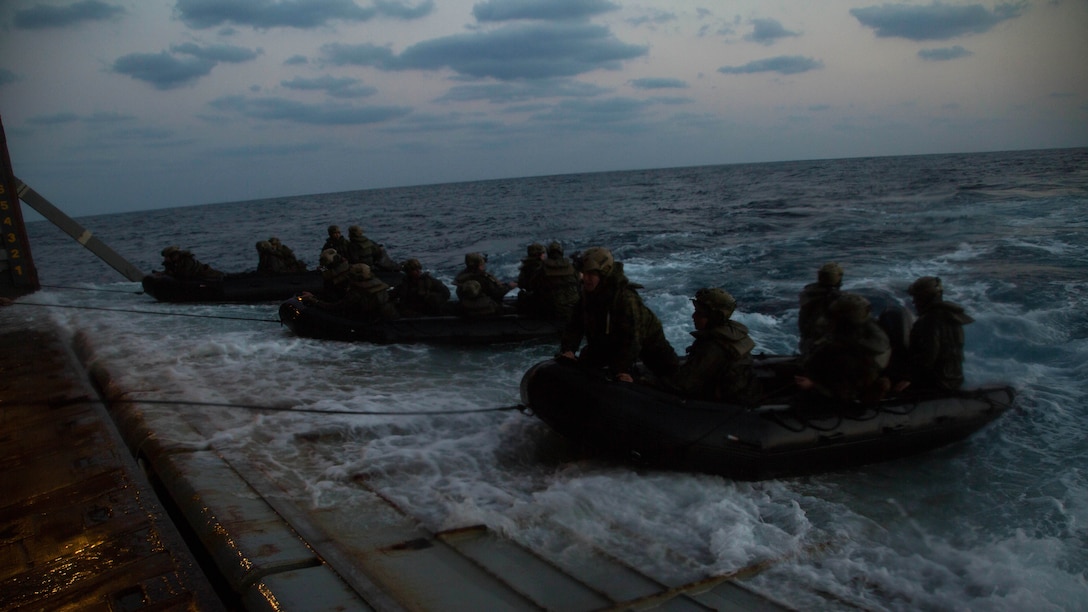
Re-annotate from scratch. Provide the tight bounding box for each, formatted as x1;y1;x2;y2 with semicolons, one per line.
7;301;280;323
38;395;522;416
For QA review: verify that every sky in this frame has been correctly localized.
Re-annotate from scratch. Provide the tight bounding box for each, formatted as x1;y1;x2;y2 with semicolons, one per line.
1;0;1086;217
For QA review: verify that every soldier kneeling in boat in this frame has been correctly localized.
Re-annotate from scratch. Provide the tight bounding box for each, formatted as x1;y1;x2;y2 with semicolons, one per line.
304;263;398;322
662;288;761;405
795;293;892;404
160;245;222;280
391;258;450;317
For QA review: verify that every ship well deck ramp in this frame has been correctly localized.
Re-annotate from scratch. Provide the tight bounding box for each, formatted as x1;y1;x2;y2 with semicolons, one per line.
2;316;793;611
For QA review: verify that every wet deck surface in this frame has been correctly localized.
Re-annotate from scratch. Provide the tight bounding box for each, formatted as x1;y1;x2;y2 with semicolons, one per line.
1;319;792;611
0;326;224;611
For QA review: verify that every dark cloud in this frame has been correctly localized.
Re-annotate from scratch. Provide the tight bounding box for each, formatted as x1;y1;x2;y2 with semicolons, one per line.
209;95;411;125
13;0;124;29
175;0;433;29
718;56;823;75
438;79;609;103
629;77;687;90
281;75;378;98
113;43;259;90
918;45;973;61
284;55;309;65
323;22;647;80
744;18;799;45
473;0;618;22
850;2;1026;41
0;68;19;86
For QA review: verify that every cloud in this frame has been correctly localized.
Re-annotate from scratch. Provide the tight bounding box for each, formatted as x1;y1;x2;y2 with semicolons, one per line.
745;18;799;45
629;77;687;90
209;95;411;125
13;0;124;29
284;55;309;65
175;0;433;29
113;43;260;90
322;22;647;80
718;56;823;75
850;1;1027;41
281;75;378;98
918;45;973;61
437;79;609;103
472;0;619;22
0;68;19;86
626;10;677;28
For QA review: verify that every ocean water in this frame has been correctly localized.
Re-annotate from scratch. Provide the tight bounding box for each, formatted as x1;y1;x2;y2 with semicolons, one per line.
7;148;1087;610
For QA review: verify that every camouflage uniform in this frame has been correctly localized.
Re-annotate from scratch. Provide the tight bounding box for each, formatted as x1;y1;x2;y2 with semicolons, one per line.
391;259;451;316
560;252;678;379
345;226;382;266
525;242;580;320
312;264;398;321
161;246;222;280
665;289;761;404
457;280;501;317
798;262;843;355
802;293;891;402
321;225;351;259
454;253;512;303
907;277;973;391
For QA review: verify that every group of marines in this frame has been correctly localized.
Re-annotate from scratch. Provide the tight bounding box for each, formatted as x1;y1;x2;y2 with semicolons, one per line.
161;224;973;406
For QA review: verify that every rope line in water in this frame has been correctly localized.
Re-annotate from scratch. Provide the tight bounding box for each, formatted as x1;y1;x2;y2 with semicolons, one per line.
42;394;522;416
9;301;280;323
40;283;145;295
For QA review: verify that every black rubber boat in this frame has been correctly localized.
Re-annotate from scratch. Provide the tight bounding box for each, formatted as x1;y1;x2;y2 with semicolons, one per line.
278;296;564;345
519;357;1015;480
142;270;402;303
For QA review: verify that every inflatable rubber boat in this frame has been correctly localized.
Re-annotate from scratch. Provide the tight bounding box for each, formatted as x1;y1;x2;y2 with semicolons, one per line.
142;270;402;303
519;357;1014;480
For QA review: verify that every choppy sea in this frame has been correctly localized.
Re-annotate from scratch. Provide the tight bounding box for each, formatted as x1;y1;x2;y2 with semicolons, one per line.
7;147;1087;610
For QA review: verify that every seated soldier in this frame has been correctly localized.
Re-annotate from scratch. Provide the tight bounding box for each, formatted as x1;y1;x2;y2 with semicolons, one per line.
905;276;974;391
160;245;222;280
663;288;761;405
391;258;450;317
318;248;351;300
457;280;501;317
524;241;580;320
303;263;397;321
454;252;515;303
795;293;892;403
798;262;843;355
268;237;306;273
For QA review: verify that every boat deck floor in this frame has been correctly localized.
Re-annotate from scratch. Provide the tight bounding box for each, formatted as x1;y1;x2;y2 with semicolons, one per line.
0;326;224;611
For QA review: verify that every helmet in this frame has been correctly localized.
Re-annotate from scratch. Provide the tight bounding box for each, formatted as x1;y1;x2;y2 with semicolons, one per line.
349;263;372;280
319;248;340;267
547;241;563;258
402;258;422;272
579;247;614;275
465;252;486;268
908;276;942;300
461;279;482;298
348;225;364;238
328;225;341;237
829;293;871;324
268;237;281;247
692;288;736;321
817;262;843;287
527;243;545;257
256;240;272;252
161;245;180;257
